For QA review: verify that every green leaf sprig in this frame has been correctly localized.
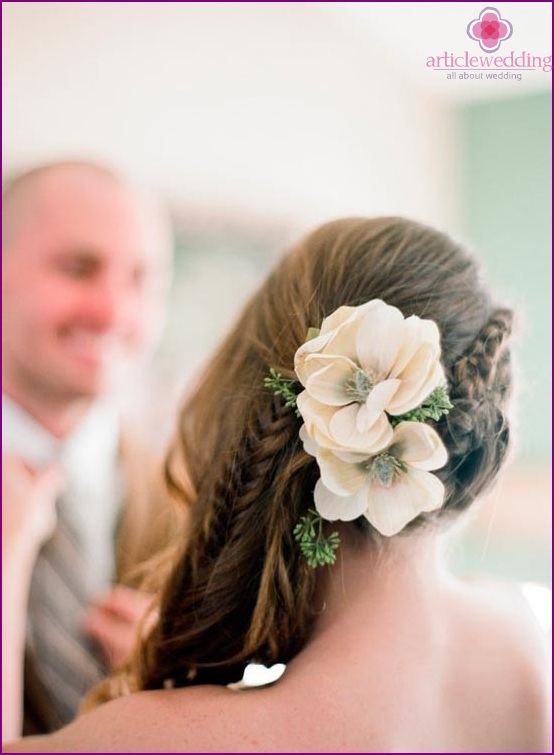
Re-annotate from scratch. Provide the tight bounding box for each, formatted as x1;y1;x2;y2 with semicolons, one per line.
293;509;340;568
390;385;453;426
263;368;302;416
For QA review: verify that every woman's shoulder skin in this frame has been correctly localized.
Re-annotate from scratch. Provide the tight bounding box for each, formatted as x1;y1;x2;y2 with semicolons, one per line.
4;575;550;753
2;685;255;753
434;574;551;753
3;683;320;754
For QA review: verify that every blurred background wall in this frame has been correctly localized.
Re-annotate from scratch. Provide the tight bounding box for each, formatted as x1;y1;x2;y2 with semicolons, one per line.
454;89;551;593
3;2;551;592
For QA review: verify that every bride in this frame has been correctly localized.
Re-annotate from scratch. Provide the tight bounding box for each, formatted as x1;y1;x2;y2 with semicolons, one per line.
3;217;550;752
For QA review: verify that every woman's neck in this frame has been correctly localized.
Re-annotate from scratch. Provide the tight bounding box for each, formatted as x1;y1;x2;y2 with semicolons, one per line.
307;526;453;646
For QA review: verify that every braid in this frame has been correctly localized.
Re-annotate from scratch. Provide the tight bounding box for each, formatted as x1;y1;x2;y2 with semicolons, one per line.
138;393;317;690
441;307;514;514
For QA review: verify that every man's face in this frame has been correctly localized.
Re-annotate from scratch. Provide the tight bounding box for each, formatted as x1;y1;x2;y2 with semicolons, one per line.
2;169;171;402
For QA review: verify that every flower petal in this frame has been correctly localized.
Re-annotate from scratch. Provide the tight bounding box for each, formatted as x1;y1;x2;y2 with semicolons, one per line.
314;479;369;522
299;424;318;458
364;468;445;536
294;327;343;383
329;403;393;453
297;392;335;430
297;393;339;449
317;447;368;496
320;305;359;334
323;319;361;363
297;393;380;452
333;448;374;463
305;355;358;406
360;412;395;453
387;344;444;415
295;307;365;376
389;316;440;377
359;379;400;429
355;300;406;377
388;422;448;471
295;339;336;384
394;339;434;384
329;402;360;443
392;362;445;416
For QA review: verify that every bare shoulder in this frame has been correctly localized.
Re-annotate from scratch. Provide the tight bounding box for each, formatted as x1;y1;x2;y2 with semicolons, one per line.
3;684;279;753
456;575;552;751
461;575;550;660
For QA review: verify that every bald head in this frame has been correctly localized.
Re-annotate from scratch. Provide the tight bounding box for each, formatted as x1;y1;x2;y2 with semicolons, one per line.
3;161;172;256
4;162;110;247
2;161;173;410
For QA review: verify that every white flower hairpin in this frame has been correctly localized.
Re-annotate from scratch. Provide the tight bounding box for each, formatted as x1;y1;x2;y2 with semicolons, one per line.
264;299;452;568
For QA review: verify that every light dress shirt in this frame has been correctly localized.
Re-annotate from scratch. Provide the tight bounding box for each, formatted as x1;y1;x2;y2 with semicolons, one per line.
2;394;123;590
3;393;128;727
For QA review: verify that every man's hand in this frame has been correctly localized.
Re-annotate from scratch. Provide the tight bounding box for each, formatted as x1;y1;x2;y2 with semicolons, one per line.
2;455;62;742
2;455;62;556
82;585;157;669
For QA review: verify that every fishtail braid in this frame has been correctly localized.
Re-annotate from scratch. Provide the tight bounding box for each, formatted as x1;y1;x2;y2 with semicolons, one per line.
441;307;514;514
138;393;316;690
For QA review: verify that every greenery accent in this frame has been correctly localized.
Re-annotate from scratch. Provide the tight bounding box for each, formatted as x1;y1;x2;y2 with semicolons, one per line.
293;509;341;568
390;385;453;426
263;368;301;415
305;327;321;341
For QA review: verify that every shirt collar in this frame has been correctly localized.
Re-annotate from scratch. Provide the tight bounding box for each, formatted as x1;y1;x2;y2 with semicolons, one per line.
2;393;60;467
2;393;121;480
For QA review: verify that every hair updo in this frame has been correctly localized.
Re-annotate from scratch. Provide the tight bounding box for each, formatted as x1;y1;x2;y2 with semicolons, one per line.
88;216;514;703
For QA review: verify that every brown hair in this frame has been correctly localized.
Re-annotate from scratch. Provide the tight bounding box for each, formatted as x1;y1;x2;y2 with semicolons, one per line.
88;216;513;703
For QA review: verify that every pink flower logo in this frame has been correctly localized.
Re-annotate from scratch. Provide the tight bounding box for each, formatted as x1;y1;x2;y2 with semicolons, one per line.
467;7;513;53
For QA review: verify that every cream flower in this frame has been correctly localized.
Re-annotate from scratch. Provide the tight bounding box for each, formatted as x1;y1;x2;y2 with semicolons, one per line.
301;421;448;537
295;300;445;453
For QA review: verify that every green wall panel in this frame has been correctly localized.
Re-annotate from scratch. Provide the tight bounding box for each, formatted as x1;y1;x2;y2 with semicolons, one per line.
461;92;552;463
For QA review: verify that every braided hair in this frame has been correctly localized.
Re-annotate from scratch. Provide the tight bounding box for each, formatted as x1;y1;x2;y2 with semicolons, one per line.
86;217;514;703
443;308;513;513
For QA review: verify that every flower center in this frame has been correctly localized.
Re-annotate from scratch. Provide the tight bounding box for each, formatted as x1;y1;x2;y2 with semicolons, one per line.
366;453;405;487
344;368;375;403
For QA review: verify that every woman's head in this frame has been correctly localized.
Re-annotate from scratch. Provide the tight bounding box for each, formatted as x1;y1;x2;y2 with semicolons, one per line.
127;217;513;693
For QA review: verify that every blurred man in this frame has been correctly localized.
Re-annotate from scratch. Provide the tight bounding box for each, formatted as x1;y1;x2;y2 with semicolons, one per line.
2;161;175;733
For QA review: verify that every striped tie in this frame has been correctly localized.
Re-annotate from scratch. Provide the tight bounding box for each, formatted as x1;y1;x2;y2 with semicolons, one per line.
24;493;108;732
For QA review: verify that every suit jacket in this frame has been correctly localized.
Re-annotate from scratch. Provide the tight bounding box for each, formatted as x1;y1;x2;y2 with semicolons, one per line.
22;425;178;734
